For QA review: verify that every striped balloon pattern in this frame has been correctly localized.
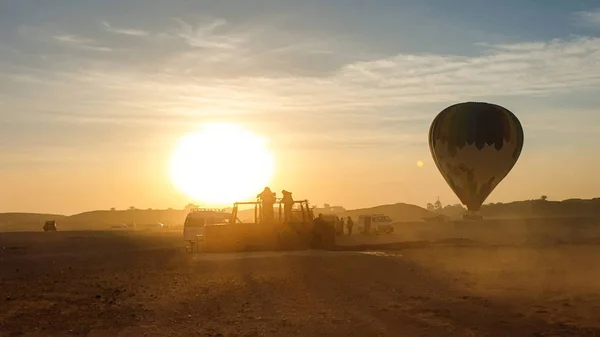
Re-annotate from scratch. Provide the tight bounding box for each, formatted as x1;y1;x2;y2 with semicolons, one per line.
429;102;524;211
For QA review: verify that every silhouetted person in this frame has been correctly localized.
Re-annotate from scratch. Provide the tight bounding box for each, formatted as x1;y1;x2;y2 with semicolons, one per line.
312;213;326;248
338;217;345;236
281;190;294;223
257;187;276;222
346;216;354;235
334;216;340;236
312;213;335;249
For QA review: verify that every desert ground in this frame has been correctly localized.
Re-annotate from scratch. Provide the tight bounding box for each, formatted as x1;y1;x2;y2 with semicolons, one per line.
2;221;600;337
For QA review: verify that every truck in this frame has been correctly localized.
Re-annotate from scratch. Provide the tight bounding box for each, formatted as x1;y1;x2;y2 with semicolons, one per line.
201;198;318;253
183;196;325;253
183;208;230;252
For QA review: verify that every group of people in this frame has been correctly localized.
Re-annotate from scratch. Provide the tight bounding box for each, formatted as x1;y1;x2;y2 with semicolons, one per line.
256;186;368;248
256;187;356;240
310;213;355;248
257;187;295;223
334;216;354;236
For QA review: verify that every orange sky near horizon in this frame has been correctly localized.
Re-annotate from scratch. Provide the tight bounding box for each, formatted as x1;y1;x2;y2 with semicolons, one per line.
3;119;600;215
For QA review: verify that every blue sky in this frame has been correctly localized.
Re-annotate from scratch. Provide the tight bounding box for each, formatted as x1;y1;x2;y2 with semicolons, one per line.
1;1;600;213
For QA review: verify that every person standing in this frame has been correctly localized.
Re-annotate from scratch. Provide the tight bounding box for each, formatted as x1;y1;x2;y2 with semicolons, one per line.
281;190;294;223
257;187;276;222
312;213;326;248
339;217;345;236
333;217;337;236
346;216;354;235
312;213;335;249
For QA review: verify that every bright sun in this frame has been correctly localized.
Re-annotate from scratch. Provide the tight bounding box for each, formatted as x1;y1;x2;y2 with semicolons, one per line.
169;122;275;206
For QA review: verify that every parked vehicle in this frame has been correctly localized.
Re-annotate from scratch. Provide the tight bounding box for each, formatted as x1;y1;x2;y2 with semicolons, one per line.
356;214;394;234
43;220;57;232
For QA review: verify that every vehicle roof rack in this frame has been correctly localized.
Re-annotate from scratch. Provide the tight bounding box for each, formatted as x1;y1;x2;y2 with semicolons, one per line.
189;207;227;213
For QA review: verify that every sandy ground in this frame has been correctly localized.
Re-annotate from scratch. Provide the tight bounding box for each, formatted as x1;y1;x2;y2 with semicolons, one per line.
2;229;600;337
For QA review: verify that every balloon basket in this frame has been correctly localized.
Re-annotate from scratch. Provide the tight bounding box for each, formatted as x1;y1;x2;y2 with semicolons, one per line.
462;210;483;221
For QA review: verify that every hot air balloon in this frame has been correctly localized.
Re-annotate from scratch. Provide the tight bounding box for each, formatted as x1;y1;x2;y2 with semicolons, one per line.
429;102;524;218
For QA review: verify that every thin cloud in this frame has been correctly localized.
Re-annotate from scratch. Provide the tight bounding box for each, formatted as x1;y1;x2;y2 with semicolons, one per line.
52;34;111;52
324;37;600;105
10;35;600;105
53;34;94;44
171;17;245;49
16;25;111;52
572;8;600;27
7;35;600;115
101;21;149;37
7;21;600;146
476;41;547;51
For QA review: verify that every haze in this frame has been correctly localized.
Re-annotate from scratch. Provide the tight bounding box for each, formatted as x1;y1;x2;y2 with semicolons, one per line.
2;1;600;214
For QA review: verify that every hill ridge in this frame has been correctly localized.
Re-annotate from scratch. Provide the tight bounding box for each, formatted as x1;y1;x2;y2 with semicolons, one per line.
2;197;600;232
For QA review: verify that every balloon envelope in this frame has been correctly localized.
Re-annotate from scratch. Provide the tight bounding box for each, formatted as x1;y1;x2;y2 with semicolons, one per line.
429;102;524;211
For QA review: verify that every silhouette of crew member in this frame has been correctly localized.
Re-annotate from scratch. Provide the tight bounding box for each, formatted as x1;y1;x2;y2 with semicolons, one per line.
311;214;325;248
281;190;294;223
257;187;276;222
312;213;334;249
334;216;341;235
346;216;354;235
339;217;345;235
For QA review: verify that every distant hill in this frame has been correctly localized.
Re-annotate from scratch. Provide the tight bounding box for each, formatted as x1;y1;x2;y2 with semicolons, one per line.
2;197;600;232
0;210;188;232
233;202;434;223
480;198;600;219
63;209;189;230
338;203;435;223
233;198;600;223
0;213;68;232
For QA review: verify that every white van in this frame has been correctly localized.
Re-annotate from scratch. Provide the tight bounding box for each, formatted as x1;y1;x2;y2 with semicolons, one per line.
356;214;394;234
183;208;230;243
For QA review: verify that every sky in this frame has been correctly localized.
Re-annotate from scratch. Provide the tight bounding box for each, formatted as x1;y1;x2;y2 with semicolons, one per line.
2;0;600;215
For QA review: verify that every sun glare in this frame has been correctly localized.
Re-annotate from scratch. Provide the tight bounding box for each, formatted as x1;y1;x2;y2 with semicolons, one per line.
169;123;275;206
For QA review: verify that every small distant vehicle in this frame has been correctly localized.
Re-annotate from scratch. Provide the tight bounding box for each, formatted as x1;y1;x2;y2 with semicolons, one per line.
462;212;483;221
109;223;129;230
422;214;446;222
136;222;166;231
43;220;57;232
183;208;230;252
356;214;394;234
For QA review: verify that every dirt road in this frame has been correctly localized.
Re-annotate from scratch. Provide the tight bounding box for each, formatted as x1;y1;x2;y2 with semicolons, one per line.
1;231;600;336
